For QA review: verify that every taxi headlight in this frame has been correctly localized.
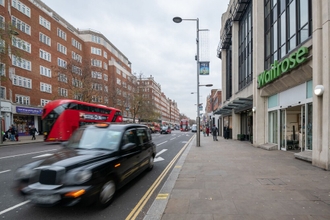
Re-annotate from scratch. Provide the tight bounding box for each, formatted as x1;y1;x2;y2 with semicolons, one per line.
74;170;92;184
65;170;92;184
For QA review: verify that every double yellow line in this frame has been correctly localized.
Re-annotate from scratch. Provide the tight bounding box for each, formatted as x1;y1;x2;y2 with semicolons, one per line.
125;136;193;220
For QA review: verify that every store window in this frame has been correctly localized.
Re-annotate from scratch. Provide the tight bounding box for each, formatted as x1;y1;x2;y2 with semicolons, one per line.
13;115;34;135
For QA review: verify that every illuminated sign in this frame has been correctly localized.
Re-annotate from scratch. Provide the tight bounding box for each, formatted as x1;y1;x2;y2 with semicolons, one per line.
257;47;308;88
79;112;108;120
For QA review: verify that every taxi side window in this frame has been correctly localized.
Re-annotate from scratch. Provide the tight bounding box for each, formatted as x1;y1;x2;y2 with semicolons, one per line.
122;129;136;145
137;128;148;144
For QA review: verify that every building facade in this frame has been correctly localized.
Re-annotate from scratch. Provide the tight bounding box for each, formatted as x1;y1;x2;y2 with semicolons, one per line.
217;0;330;170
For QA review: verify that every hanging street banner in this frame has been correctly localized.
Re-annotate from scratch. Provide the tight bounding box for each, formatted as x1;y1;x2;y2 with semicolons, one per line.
199;61;209;75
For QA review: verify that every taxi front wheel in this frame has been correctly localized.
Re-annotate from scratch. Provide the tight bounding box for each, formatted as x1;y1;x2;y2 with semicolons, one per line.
97;178;116;208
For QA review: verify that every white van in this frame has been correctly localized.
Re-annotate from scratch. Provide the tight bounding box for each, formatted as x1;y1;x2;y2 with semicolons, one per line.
191;124;197;132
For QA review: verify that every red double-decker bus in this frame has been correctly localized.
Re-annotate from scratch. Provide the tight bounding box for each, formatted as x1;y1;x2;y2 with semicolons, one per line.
42;99;123;142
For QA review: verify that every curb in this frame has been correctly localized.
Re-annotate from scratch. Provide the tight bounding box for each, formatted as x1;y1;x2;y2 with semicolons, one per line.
143;135;195;220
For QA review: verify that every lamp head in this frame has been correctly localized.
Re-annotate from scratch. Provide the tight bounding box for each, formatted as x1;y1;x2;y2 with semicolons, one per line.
173;17;182;23
314;85;324;96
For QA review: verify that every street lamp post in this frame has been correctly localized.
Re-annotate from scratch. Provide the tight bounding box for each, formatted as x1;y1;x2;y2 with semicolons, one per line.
173;17;210;147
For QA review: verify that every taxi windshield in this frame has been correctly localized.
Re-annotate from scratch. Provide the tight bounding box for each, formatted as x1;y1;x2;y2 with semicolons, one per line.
68;128;122;151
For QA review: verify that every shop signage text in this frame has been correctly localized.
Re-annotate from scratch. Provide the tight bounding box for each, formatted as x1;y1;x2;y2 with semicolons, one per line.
16;107;42;115
257;47;309;88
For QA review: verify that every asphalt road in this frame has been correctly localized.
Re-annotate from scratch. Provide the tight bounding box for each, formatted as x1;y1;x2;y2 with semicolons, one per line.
0;130;194;220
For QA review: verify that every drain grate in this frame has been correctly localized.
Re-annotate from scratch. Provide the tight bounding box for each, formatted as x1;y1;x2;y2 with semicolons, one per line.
257;178;286;185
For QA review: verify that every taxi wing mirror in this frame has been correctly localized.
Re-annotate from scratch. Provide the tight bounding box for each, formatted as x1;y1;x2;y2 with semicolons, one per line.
122;142;136;151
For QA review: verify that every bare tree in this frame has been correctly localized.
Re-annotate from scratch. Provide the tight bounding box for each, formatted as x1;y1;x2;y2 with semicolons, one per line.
53;58;107;103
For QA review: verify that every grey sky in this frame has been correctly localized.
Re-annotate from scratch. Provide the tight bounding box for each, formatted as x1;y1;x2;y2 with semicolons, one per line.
41;0;229;119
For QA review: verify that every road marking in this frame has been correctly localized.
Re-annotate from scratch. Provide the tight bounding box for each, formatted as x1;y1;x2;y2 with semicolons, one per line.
0;149;57;160
0;170;10;174
0;200;30;216
156;141;167;147
156;193;169;200
170;138;176;141
154;149;168;162
126;136;193;220
32;153;53;158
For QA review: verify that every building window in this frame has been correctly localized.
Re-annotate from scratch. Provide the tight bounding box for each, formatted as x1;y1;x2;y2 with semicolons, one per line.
15;95;30;105
40;82;52;93
40;66;51;77
39;32;51;46
72;38;82;50
41;99;51;107
39;16;51;30
11;0;31;17
58;73;67;83
11;16;31;35
264;0;312;69
39;49;51;62
57;28;67;40
58;87;68;97
12;37;31;53
103;74;108;81
57;58;67;68
91;71;102;79
13;75;32;89
72;65;82;75
92;35;101;43
91;47;102;55
238;3;253;90
0;86;5;99
12;55;31;71
72;51;82;63
57;43;67;54
0;63;5;76
91;59;102;67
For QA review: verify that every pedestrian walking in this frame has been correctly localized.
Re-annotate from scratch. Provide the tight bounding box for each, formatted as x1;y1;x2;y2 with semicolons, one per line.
206;127;210;136
10;125;16;141
30;125;38;140
212;124;218;141
202;126;206;137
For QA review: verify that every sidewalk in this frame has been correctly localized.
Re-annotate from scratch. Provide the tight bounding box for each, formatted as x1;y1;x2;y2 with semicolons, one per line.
145;133;330;219
0;135;44;146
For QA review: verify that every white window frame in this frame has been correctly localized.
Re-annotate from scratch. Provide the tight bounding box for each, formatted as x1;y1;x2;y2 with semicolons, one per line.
39;49;51;62
58;73;68;83
15;94;30;105
11;16;31;35
39;15;51;30
58;87;68;97
39;32;51;46
57;43;67;55
57;58;67;68
40;82;52;93
40;66;51;77
12;55;31;71
41;99;51;107
57;28;67;40
12;0;31;17
12;37;31;53
13;75;32;89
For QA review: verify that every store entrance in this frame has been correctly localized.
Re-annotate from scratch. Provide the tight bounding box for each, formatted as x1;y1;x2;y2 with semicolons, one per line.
279;104;312;152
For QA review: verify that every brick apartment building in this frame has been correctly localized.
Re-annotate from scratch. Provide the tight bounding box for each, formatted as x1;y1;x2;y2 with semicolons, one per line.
0;0;179;135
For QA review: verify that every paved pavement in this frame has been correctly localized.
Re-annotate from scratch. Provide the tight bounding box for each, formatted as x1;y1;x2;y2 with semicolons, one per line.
145;133;330;220
0;135;44;146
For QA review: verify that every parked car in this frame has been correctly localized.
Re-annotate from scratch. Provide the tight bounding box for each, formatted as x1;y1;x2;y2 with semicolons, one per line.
14;123;156;208
160;126;171;134
191;124;197;132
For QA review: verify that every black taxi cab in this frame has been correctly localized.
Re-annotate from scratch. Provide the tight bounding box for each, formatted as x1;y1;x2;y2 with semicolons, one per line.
14;123;156;208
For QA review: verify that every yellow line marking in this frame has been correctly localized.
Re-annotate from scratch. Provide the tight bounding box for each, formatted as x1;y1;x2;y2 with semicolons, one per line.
125;136;194;220
174;165;181;168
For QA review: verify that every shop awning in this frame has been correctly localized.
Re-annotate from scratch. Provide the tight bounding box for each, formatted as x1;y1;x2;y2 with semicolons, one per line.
214;97;253;115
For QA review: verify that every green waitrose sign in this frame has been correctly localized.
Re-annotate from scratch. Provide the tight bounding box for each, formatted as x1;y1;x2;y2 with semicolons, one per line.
257;47;309;88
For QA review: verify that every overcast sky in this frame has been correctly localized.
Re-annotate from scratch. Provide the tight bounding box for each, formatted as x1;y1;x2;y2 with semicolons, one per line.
41;0;229;119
